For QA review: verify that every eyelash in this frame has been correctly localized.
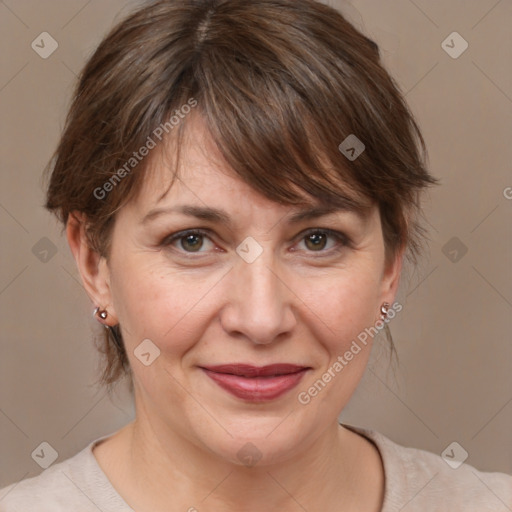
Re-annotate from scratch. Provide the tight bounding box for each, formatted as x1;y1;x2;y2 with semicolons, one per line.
162;228;351;257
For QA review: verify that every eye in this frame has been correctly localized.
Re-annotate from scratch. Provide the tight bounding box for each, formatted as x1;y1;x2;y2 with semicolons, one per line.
163;229;214;253
162;228;350;256
294;228;350;255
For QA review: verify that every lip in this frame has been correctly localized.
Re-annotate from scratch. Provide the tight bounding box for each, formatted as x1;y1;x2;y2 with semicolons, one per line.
200;364;310;401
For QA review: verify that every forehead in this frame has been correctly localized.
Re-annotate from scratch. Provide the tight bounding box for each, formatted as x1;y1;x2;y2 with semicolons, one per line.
129;112;373;225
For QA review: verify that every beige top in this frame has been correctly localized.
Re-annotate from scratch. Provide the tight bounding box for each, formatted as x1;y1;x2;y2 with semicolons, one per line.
1;424;511;511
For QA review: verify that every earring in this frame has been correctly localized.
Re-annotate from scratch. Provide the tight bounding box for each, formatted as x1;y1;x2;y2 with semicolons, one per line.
93;307;124;351
380;302;390;321
93;306;108;320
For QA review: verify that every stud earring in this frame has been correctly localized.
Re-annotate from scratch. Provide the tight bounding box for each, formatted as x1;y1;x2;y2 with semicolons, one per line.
93;307;124;351
93;307;108;320
380;302;390;321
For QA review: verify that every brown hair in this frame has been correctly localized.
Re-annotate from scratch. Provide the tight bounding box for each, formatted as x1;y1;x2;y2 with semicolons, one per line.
45;0;438;392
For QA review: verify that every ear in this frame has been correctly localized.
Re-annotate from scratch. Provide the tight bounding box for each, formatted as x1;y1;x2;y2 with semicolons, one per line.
379;245;405;305
66;211;118;325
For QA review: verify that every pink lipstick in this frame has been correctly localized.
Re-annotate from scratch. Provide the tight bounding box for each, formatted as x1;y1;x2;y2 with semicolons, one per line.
200;364;310;401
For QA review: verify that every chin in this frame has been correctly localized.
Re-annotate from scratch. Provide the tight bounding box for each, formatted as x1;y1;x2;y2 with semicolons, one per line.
191;413;313;468
213;434;302;469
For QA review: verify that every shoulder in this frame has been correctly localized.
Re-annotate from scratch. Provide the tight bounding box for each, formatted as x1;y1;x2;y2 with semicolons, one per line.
0;436;131;512
0;446;85;511
344;424;512;512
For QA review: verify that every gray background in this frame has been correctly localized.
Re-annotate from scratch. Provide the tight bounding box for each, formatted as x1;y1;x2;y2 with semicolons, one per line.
1;0;511;490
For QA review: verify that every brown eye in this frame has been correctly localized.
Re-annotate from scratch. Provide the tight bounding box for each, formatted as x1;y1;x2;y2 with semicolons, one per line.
163;229;214;254
304;232;328;251
180;233;204;252
296;229;350;256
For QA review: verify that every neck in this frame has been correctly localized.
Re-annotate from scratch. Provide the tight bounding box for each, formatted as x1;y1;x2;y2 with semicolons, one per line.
113;411;383;512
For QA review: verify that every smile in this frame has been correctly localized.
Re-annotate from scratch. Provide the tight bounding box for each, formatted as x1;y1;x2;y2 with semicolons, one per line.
200;364;311;401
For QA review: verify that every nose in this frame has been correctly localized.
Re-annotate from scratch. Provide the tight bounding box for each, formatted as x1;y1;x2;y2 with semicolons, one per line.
219;247;297;345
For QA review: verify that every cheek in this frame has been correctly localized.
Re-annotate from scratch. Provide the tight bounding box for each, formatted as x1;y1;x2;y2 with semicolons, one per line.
290;268;383;413
109;255;220;354
297;264;382;346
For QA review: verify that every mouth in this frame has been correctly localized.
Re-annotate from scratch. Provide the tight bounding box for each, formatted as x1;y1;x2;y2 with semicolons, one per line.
199;364;311;402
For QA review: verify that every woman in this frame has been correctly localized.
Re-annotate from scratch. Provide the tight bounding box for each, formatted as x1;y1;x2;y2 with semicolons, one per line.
1;0;510;510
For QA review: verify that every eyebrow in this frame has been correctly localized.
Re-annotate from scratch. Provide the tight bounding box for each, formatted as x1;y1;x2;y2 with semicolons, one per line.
141;203;364;226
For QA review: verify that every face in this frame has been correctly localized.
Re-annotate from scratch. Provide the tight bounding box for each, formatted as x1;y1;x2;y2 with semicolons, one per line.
84;115;402;466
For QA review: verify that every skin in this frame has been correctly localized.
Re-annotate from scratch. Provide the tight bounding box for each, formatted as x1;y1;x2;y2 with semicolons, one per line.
67;114;403;512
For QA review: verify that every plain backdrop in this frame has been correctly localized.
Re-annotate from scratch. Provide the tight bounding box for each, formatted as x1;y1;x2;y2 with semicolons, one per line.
1;0;511;488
